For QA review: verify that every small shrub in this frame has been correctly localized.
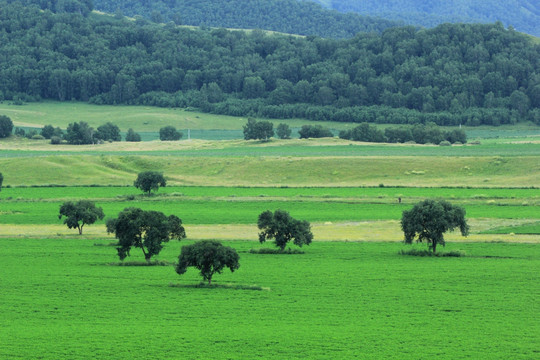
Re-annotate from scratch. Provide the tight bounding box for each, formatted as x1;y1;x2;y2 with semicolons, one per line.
31;134;45;140
439;140;451;146
50;136;62;145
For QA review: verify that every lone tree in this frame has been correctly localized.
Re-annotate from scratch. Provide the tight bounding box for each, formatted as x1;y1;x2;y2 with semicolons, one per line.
94;122;121;142
401;199;469;253
258;209;313;251
0;172;3;191
58;200;105;235
176;240;240;285
159;126;182;141
134;171;166;195
125;128;141;142
107;207;186;261
276;123;292;139
0;115;14;138
65;121;94;145
243;118;274;141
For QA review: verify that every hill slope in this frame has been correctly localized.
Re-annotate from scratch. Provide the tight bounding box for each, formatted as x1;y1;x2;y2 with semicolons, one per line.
91;0;401;39
1;1;540;127
308;0;540;37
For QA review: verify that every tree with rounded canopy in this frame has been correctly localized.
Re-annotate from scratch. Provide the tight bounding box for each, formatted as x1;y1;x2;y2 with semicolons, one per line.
401;199;469;253
94;122;121;142
159;126;182;141
134;171;166;195
107;207;186;261
175;240;240;285
58;200;105;235
243;118;274;141
0;115;14;138
125;128;141;142
276;123;292;139
258;209;313;251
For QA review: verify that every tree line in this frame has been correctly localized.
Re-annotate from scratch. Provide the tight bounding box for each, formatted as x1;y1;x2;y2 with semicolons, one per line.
1;1;540;126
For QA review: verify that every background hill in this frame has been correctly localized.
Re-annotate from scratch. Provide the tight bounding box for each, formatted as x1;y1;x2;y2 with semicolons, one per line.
91;0;400;39
307;0;540;37
1;0;540;127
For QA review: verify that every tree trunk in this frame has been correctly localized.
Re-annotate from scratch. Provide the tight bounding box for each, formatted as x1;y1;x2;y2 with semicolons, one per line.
432;242;437;253
208;276;212;285
78;225;83;235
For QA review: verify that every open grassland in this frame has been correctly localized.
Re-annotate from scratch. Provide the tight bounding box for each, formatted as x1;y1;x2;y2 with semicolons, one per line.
1;239;538;359
0;153;538;187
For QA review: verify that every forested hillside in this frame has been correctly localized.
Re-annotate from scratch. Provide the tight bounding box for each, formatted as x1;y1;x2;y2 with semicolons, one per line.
91;0;400;39
308;0;540;37
1;1;540;126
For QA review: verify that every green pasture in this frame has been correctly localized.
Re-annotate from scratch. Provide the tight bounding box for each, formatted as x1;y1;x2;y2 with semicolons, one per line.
1;197;538;226
0;153;538;187
2;185;538;201
482;221;540;235
1;238;538;359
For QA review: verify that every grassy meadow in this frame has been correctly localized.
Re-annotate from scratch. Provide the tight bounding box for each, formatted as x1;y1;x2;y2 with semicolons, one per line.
0;101;539;359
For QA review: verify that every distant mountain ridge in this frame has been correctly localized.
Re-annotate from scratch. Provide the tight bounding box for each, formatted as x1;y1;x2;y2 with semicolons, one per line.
306;0;540;37
91;0;401;39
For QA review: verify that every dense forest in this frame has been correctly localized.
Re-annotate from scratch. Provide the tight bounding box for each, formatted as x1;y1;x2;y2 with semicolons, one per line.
309;0;540;37
1;0;540;126
91;0;400;39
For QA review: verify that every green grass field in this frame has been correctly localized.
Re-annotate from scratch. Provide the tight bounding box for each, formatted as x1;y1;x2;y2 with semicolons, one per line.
1;102;539;359
1;239;538;359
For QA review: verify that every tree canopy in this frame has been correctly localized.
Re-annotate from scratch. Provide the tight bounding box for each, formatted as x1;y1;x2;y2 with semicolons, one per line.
106;207;186;261
175;240;240;285
401;199;469;253
1;2;540;127
0;115;13;138
159;126;182;141
243;118;274;141
258;209;313;250
134;171;166;194
94;122;121;142
58;200;105;235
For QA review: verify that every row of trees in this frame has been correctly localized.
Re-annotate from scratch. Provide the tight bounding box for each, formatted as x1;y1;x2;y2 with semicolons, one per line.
1;2;539;126
339;122;467;144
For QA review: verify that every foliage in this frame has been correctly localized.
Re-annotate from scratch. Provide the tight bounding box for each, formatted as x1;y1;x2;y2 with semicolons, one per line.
0;172;3;191
321;0;540;37
106;207;185;261
243;118;274;141
401;199;469;253
276;123;292;139
92;0;399;39
159;126;182;141
58;200;104;234
125;128;141;142
257;209;313;250
0;115;13;138
340;123;467;144
298;125;333;138
0;4;539;126
94;122;121;142
134;171;166;194
41;124;63;139
175;240;240;285
14;127;25;137
65;121;94;145
398;248;465;257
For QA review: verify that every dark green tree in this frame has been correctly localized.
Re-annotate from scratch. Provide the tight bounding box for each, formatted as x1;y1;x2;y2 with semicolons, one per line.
298;125;333;139
106;207;186;261
65;121;94;145
58;200;105;235
134;171;166;195
125;128;141;142
276;123;292;139
258;209;313;251
0;172;3;192
243;118;274;141
175;240;240;285
0;115;14;138
159;126;182;141
40;125;63;139
401;199;469;253
94;122;121;142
